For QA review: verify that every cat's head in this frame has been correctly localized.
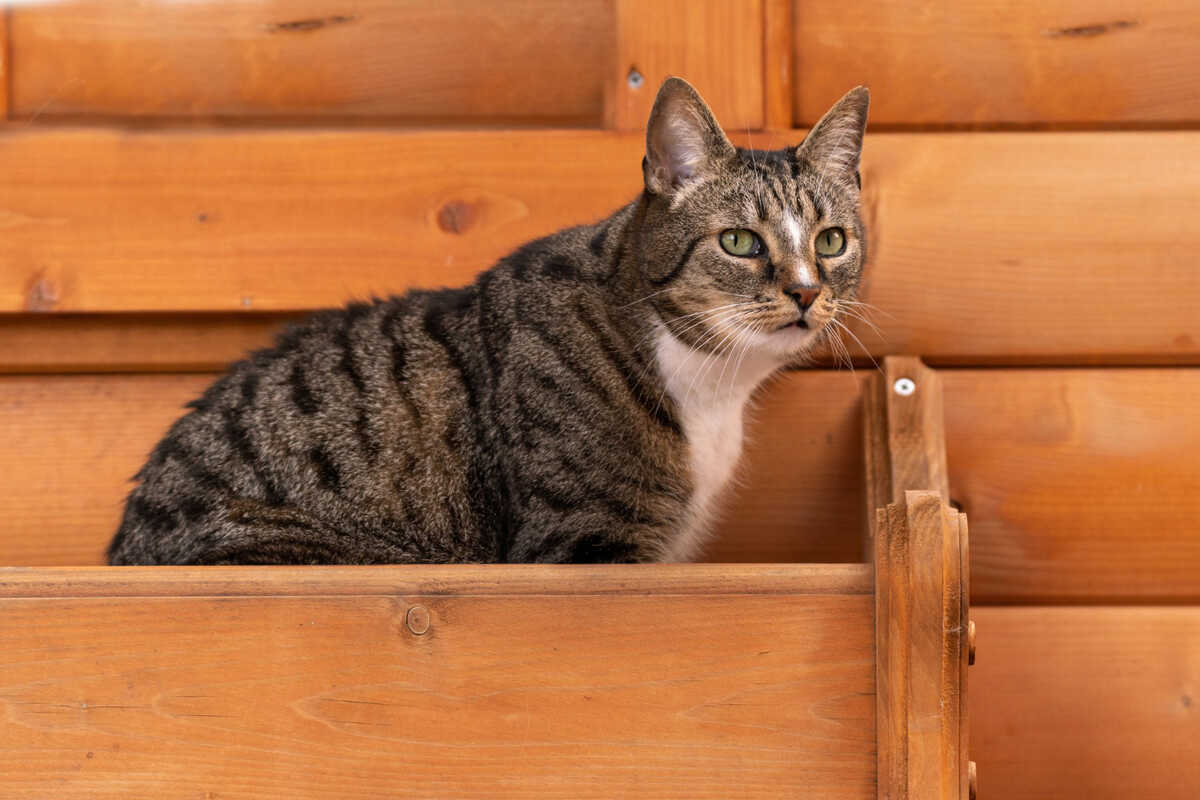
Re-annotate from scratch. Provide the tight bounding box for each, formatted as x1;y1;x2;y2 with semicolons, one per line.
637;77;869;361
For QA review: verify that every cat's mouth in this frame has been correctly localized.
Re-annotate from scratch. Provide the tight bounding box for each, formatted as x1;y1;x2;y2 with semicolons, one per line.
775;317;809;332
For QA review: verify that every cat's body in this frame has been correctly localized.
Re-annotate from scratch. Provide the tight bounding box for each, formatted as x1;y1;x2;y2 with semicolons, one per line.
109;78;869;565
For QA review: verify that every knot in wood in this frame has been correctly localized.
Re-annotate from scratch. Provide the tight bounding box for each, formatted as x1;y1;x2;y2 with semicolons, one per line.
405;604;431;635
437;201;476;235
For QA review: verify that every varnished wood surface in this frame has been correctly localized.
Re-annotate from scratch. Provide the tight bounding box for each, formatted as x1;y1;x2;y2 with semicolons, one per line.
0;563;873;598
0;129;1197;363
0;582;876;798
3;367;1199;606
0;313;297;373
943;368;1200;603
863;357;950;546
0;370;869;567
606;0;764;131
874;493;969;799
971;606;1200;799
793;0;1200;126
8;0;611;124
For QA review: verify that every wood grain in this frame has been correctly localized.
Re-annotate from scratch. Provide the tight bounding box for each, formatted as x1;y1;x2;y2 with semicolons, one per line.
0;313;296;373
863;357;950;547
971;606;1200;800
606;0;764;131
761;0;793;128
793;0;1200;126
708;369;866;563
0;370;867;567
0;7;9;119
4;366;1199;601
9;0;611;124
0;580;876;798
943;368;1200;603
1;128;1198;363
874;492;969;799
0;563;874;598
0;374;209;566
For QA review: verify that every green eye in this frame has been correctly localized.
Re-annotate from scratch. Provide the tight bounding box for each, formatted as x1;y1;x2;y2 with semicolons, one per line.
719;229;763;257
815;227;846;257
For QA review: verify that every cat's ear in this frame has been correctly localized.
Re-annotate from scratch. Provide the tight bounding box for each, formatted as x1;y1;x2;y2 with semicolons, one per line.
643;77;735;197
794;86;870;185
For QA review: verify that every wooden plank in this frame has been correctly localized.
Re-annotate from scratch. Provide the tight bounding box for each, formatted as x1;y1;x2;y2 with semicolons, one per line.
853;131;1200;363
9;0;610;124
1;128;1198;363
0;370;867;567
793;0;1200;126
0;563;874;598
971;606;1200;800
863;356;950;546
709;369;866;563
875;492;969;799
943;368;1200;604
761;0;793;128
0;313;295;373
606;0;764;131
4;365;1199;599
0;7;9;120
0;580;876;798
0;374;209;567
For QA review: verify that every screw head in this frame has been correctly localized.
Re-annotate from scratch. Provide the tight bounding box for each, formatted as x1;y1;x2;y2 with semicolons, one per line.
626;68;644;90
893;377;916;396
405;605;431;635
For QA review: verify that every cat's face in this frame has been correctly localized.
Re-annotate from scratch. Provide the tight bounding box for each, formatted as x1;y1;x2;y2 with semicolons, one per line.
638;79;869;361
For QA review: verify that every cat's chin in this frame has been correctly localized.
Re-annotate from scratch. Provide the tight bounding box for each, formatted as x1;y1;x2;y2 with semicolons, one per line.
743;321;821;360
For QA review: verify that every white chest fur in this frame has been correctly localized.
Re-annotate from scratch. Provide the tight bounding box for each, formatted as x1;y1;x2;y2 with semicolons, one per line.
654;327;782;561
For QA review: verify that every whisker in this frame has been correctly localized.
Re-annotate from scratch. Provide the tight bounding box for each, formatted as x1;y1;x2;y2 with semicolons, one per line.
834;307;887;340
616;286;674;309
837;298;896;320
828;317;883;375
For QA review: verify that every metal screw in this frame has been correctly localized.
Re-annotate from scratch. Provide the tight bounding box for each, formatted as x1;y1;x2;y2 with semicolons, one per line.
893;377;916;396
626;68;644;90
405;605;431;635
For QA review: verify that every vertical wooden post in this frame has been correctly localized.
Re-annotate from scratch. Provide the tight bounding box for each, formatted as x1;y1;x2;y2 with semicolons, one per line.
605;0;767;131
762;0;794;129
876;491;970;799
866;355;972;798
863;356;951;546
0;7;11;120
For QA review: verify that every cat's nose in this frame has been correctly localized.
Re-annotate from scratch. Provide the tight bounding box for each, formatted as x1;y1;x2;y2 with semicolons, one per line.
785;284;821;311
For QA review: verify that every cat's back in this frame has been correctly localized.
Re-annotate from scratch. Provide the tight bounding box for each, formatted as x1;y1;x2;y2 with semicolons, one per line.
108;222;628;565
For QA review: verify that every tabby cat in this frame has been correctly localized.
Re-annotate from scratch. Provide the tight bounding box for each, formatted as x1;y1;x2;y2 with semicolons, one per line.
108;78;870;565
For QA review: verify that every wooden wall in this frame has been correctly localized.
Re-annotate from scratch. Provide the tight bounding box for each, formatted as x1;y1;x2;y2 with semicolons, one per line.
1;1;1198;797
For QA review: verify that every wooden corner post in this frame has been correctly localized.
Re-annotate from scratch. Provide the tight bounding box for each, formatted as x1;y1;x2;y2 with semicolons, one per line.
866;357;974;799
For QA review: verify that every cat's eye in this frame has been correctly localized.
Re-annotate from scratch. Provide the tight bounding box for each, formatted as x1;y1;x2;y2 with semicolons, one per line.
719;229;764;257
815;227;846;257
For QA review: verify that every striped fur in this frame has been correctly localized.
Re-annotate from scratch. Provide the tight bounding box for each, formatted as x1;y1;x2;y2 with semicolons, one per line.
109;78;869;565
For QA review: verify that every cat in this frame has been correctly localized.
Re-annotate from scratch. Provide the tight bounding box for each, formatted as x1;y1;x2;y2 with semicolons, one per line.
108;77;869;565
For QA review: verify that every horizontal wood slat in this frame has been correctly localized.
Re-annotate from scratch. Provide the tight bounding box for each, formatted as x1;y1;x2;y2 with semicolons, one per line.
8;0;611;123
0;563;874;598
1;129;1197;363
944;368;1200;604
0;314;297;373
0;370;868;567
793;0;1200;126
0;576;876;798
3;367;1199;602
971;606;1200;800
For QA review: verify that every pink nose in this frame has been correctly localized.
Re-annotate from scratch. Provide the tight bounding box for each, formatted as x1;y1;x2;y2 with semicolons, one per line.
786;284;821;310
